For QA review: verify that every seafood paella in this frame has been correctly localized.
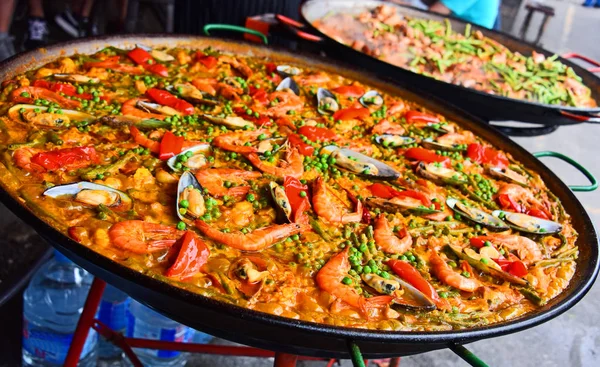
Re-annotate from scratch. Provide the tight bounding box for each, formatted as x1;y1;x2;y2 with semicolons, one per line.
0;44;578;331
313;4;596;108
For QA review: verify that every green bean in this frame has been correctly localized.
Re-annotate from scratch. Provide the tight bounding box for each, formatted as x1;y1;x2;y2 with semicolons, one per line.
47;131;64;145
80;151;137;180
309;218;331;241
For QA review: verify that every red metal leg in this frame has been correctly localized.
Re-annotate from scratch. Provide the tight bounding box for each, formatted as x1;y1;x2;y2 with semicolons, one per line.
274;353;298;367
64;277;106;367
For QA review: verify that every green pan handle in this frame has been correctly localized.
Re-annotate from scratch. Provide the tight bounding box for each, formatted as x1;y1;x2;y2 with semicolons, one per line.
203;24;268;45
533;151;598;192
448;344;490;367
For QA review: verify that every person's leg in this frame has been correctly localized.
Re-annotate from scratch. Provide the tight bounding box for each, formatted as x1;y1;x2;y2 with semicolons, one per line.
0;0;17;61
77;0;97;37
55;0;81;38
24;0;49;50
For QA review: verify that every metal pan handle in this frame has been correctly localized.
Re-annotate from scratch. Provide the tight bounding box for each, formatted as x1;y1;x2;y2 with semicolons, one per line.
558;110;600;124
533;151;598;192
562;52;600;73
275;14;324;43
203;24;269;45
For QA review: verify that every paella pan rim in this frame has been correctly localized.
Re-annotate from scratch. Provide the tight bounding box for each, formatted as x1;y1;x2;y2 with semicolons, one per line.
0;34;597;352
300;0;600;115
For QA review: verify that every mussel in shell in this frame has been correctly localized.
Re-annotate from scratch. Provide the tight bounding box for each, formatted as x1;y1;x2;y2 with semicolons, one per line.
320;145;400;179
366;196;440;215
269;181;292;223
447;245;528;286
167;144;212;172
8;104;95;127
446;198;509;230
43;182;132;211
492;210;562;235
202;114;256;130
276;65;302;77
53;74;99;84
420;138;466;152
359;90;384;107
137;101;179;116
275;77;300;96
487;166;528;186
166;84;218;105
374;134;415;148
316;88;339;115
361;273;436;311
177;171;206;221
417;162;468;186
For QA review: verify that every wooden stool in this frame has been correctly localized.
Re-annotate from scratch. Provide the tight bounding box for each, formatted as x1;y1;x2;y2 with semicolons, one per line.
519;2;555;45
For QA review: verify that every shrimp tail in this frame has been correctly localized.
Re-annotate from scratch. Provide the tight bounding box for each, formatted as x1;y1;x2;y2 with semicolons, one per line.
359;295;394;318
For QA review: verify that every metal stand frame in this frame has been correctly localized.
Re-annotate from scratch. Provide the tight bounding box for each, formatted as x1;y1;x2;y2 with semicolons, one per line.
64;278;398;367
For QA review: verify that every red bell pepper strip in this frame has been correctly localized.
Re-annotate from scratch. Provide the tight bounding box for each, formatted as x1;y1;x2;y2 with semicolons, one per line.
288;134;315;156
146;63;169;77
298;126;337;142
469;237;487;248
147;88;194;115
128;47;169;77
494;259;528;277
403;147;451;166
198;55;218;69
159;131;184;160
165;231;210;279
332;85;365;97
497;194;525;213
525;208;550;220
283;176;310;217
467;143;509;169
130;126;160;154
265;62;277;75
404;110;440;124
387;260;441;303
31;146;99;172
332;107;370;121
249;86;269;104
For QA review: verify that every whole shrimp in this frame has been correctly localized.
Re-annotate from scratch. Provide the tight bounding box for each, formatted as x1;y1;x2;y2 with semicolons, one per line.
265;91;304;118
11;86;80;109
245;147;304;179
312;177;363;224
108;220;184;254
373;215;413;254
429;251;481;292
316;247;392;316
195;220;301;252
476;234;542;264
195;168;261;199
213;129;269;154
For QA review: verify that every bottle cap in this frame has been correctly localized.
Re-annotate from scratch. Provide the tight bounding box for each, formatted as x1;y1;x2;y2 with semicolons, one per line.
53;249;72;264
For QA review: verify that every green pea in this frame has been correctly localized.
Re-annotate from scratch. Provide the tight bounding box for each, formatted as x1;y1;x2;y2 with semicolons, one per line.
363;265;372;274
341;276;353;285
177;221;186;230
246;193;255;202
299;191;307;198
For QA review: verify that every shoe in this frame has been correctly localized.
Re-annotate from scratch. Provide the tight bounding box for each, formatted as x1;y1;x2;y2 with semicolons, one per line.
23;17;49;50
0;34;16;62
78;17;99;38
55;9;80;38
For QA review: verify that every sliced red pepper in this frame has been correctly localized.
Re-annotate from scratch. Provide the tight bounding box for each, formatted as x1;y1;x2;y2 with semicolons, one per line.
404;110;440;124
31;146;99;172
467;143;509;169
298;126;337;142
283;176;310;218
165;231;210;279
288;134;315;156
460;260;474;276
403;147;451;166
265;62;277;75
497;193;524;213
493;259;528;277
147;88;194;115
146;63;169;77
32;80;77;96
525;208;550;220
469;237;487;248
367;183;399;199
332;107;370;121
198;55;218;69
159;131;184;160
249;86;269;104
332;85;365;97
396;190;431;207
387;260;441;302
127;48;152;65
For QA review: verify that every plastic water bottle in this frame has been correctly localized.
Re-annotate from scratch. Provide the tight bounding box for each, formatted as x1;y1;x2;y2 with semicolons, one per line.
22;250;98;367
126;299;194;367
98;284;130;365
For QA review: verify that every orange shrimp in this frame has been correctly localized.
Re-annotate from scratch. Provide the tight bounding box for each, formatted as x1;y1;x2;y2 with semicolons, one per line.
130;126;160;153
371;119;405;135
11;86;80;109
429;251;481;292
245;147;304;179
373;215;413;254
387;101;406;116
316;248;392;315
13;147;44;173
497;183;551;219
476;234;542;264
220;56;253;78
121;98;167;120
195;168;261;199
312;177;363;224
296;72;331;85
195;220;301;251
212;129;269;154
217;83;242;102
265;91;304;118
436;132;475;146
108;220;184;254
191;78;217;96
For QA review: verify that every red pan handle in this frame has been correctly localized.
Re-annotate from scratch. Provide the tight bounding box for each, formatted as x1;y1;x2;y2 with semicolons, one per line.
275;14;324;43
562;53;600;73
